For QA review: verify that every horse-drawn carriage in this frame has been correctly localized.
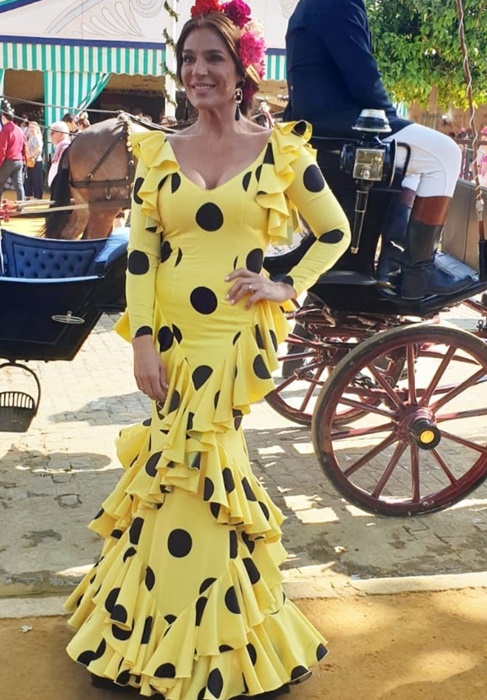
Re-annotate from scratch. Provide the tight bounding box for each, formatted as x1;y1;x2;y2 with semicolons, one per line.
1;102;486;518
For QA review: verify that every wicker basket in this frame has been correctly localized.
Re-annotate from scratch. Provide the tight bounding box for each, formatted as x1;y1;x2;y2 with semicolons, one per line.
0;363;41;433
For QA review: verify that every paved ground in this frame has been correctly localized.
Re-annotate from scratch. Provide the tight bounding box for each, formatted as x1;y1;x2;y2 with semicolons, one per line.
0;306;486;599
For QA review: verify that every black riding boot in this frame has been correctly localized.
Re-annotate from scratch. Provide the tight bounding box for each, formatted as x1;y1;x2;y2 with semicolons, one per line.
400;220;473;299
376;189;415;288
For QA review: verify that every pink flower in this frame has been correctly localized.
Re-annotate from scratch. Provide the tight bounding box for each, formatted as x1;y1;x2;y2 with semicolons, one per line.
238;31;266;68
191;0;221;17
222;0;251;28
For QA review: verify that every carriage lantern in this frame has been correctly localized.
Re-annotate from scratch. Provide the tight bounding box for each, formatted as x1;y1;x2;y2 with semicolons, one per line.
340;109;396;253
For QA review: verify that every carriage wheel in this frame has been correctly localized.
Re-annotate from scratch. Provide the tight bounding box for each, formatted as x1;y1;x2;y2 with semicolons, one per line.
266;325;405;427
312;324;487;516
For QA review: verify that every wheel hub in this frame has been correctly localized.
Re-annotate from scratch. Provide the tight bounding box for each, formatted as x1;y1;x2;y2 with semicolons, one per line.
407;409;441;450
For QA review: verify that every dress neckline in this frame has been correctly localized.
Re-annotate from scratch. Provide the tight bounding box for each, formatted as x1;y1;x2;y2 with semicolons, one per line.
165;134;272;192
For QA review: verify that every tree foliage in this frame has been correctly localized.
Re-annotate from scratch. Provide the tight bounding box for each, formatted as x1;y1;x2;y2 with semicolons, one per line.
366;0;487;107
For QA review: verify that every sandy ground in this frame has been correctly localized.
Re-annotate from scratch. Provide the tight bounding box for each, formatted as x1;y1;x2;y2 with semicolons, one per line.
2;589;487;700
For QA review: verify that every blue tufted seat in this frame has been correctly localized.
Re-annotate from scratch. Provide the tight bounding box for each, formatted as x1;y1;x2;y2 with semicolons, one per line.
0;229;129;279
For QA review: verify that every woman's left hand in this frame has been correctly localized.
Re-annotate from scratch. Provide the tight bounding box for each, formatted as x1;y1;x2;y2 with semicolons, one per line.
225;268;296;308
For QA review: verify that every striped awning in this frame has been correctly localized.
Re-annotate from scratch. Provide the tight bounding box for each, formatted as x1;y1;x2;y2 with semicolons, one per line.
265;51;287;82
0;41;166;76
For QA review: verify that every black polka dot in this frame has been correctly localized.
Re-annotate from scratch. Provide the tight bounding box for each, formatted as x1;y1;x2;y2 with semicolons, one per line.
77;639;106;666
93;508;104;520
282;274;294;288
269;329;278;351
154;663;176;678
263;143;274;165
112;623;133;641
129;517;144;545
255;164;262;182
291;666;310;682
222;467;235;493
197;688;206;700
187;412;194;430
158;175;168;191
167;529;192;557
190;287;218;315
175;248;183;266
254;324;265;349
161;240;172;262
192;365;213;390
135;326;152;338
141;616;153;644
232;332;241;345
292;121;307;136
110;529;123;539
242;171;252;191
173;324;183;343
246;248;264;273
123;547;137;561
207;668;224;698
233;255;239;270
210;502;221;519
233;409;243;430
145;566;155;591
199;577;216;594
247;643;257;665
105;588;120;613
158;326;173;352
145;451;162;477
164;614;177;624
242;532;255;554
213;391;220;409
111;603;128;624
253;355;271;380
116;670;131;686
259;501;270;520
224;586;240;614
133;177;144;204
229;530;238;559
243;557;261;584
242;477;257;501
195;596;208;625
219;644;234;652
204;477;215;501
168;390;181;413
319;229;345;244
171;172;181;193
196;203;224;231
316;643;328;660
192;453;202;470
128;250;149;275
303;163;325;192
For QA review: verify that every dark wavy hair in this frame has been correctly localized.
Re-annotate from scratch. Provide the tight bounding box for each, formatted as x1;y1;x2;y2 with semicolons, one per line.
175;12;259;116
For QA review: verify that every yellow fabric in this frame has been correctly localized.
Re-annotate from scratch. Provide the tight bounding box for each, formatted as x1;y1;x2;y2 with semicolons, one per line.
65;122;342;699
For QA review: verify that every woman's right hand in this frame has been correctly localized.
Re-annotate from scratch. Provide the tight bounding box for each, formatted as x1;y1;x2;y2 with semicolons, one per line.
132;336;168;402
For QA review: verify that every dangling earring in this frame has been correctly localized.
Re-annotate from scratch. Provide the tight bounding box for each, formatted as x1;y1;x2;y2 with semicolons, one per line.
234;87;243;121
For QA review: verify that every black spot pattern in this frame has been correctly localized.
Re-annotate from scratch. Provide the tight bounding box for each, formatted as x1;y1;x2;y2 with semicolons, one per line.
191;453;201;470
158;326;173;352
204;477;215;501
145;451;162;477
145;566;155;591
317;643;328;660
270;329;278;351
106;588;120;613
133;177;144;204
164;614;177;624
210;502;221;519
171;172;181;193
135;326;152;338
207;668;224;698
259;501;270;520
242;532;255;554
154;663;176;678
187;412;194;430
111;603;128;624
141;616;153;644
195;596;208;625
303;163;325;192
263;143;274;165
242;171;252;191
167;528;192;557
129;517;144;545
255;164;262;182
112;623;132;641
110;529;123;539
193;365;213;390
128;250;149;275
161;240;172;262
173;324;183;343
232;331;241;345
247;643;257;665
229;530;238;559
116;670;131;686
224;586;240;614
253;354;271;380
213;391;220;409
158;175;168;191
243;557;261;584
77;639;106;666
319;229;345;244
254;324;265;349
219;644;234;652
190;287;218;315
246;248;264;273
199;577;216;594
168;390;181;413
222;467;235;493
242;477;257;501
196;203;224;231
233;408;243;430
175;248;183;266
292;121;307;136
291;666;310;682
281;274;295;289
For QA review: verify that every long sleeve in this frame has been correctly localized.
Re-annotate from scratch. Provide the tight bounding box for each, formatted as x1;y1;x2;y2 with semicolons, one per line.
125;157;161;340
282;145;351;296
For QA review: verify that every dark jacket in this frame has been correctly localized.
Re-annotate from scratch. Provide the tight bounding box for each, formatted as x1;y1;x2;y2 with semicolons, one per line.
284;0;411;139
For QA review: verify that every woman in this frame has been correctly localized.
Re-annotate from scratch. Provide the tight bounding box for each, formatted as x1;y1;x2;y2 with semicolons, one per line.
24;121;44;199
64;2;351;698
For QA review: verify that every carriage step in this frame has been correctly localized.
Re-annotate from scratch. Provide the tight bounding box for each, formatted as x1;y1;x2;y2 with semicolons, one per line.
434;251;478;283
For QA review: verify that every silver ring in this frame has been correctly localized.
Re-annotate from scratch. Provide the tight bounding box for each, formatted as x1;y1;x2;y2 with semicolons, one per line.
248;284;254;292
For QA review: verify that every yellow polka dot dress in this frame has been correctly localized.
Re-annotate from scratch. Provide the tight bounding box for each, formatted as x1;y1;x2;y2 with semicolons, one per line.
64;122;350;699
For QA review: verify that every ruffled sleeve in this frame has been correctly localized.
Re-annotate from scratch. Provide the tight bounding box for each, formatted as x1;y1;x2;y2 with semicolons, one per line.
115;131;180;341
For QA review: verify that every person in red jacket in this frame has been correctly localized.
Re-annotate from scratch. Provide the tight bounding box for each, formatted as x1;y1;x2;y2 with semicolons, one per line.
0;106;26;201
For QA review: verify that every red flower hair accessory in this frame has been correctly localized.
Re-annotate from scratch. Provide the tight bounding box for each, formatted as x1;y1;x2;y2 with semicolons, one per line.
191;0;221;17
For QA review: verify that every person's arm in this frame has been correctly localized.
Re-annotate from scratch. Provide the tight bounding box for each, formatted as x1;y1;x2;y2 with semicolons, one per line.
0;130;8;165
313;1;393;110
281;145;351;296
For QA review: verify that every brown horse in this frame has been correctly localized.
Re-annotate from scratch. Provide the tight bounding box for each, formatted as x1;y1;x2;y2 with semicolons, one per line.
43;114;152;240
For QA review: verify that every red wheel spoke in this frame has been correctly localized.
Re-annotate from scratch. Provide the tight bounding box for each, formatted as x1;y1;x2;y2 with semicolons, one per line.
331;421;397;441
298;364;326;412
367;362;406;410
343;433;398;477
436;407;487;423
439;430;487;455
430;368;486;411
407;344;417;403
420;346;456;406
410;444;421;503
371;441;408;498
334;396;395;419
430;448;459;486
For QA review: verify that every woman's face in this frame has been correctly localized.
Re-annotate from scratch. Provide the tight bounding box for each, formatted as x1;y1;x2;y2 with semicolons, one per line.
181;27;240;114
